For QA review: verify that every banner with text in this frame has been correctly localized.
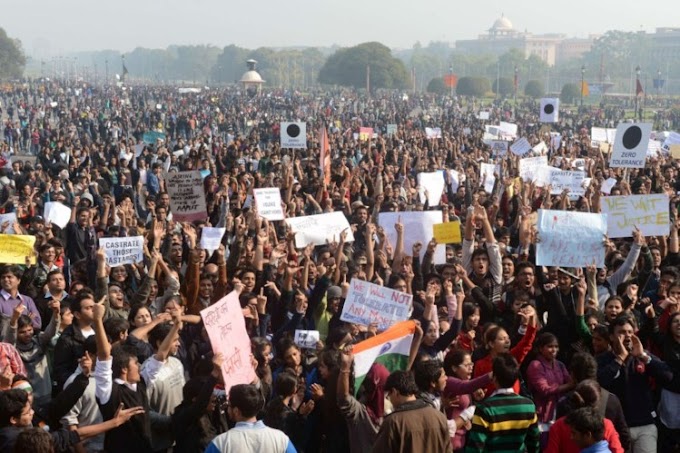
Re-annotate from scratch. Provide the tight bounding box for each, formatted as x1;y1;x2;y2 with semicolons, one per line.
340;279;412;330
536;209;606;268
600;194;669;238
0;235;36;265
253;188;285;221
201;291;256;393
100;236;144;266
167;171;207;222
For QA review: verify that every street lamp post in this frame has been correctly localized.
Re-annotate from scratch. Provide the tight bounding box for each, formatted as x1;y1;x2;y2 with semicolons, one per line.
657;69;662;96
636;65;641;121
514;66;518;119
580;65;585;108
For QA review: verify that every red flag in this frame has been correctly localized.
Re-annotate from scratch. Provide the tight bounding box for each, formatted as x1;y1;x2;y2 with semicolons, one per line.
319;126;331;185
636;79;644;96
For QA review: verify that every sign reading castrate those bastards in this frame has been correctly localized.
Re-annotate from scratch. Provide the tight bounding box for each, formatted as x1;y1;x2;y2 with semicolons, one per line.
99;236;144;266
167;171;207;222
340;279;412;331
253;188;285;221
201;291;256;393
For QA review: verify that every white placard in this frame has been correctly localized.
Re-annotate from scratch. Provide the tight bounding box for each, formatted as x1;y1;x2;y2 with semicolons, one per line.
536;209;607;268
510;137;532;156
200;227;226;253
490;140;508;157
498;122;518;139
600;194;670;238
610;123;652;168
44;202;72;229
166;171;207;222
519;156;548;182
532;141;548;154
549;170;586;196
601;177;618;195
540;98;559;123
340;279;412;330
280;122;307;149
378;211;446;264
480;163;499;194
285;211;354;248
0;213;17;234
294;330;320;349
100;236;144;266
417;172;445;206
662;131;680;152
448;169;462;194
253;188;285;221
478;111;490;120
425;127;442;139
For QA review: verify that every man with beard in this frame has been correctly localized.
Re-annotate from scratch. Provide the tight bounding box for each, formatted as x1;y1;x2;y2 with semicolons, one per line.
462;204;502;325
597;315;673;453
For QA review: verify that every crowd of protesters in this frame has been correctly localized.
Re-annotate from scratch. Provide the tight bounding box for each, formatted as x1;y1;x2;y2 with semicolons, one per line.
0;78;679;453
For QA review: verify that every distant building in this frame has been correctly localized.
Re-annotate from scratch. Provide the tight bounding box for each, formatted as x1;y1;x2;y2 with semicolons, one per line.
240;59;265;94
649;27;680;59
455;15;595;66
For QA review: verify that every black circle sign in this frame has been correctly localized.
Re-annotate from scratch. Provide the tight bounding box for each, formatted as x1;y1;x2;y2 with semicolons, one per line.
543;103;555;115
622;126;642;150
286;124;301;138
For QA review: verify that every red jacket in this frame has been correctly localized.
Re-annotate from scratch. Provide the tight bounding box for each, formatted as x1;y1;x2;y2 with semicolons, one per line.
545;416;623;453
473;324;537;396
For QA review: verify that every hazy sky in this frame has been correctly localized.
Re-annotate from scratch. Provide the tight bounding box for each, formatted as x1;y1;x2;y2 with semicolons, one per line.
3;0;675;56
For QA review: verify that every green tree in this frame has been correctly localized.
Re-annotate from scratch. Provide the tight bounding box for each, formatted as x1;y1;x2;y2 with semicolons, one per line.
318;42;409;90
560;83;581;104
0;28;26;79
211;45;250;84
524;80;545;98
456;77;491;97
492;77;514;96
427;77;447;95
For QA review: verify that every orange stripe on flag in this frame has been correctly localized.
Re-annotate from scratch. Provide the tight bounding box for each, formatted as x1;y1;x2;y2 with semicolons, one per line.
352;320;416;354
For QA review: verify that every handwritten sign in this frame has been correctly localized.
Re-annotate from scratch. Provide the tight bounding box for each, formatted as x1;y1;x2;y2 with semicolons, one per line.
44;202;72;229
478;111;490;120
253;188;285;221
601;194;669;238
0;234;36;265
340;279;412;330
285;211;355;248
294;330;320;349
0;213;17;234
671;144;680;159
536;209;606;268
379;211;446;264
519;156;548;182
510;137;532;156
201;291;256;393
534;167;586;195
433;221;462;244
386;124;398;136
417;172;445;206
99;236;144;266
167;171;207;222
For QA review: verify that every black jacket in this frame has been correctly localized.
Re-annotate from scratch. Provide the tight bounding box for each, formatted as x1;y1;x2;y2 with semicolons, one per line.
53;324;88;389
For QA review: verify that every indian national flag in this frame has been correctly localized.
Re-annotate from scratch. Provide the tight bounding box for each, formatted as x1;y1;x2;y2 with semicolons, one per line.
353;320;416;395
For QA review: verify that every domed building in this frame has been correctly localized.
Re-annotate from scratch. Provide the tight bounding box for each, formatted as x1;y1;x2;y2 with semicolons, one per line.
489;15;517;37
240;59;265;94
455;15;594;66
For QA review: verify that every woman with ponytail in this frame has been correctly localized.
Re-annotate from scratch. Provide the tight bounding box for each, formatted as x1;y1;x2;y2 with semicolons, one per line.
545;380;624;453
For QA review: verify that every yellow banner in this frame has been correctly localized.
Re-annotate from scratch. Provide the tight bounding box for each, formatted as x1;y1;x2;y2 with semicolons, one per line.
670;144;680;160
433;221;462;244
0;235;36;265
